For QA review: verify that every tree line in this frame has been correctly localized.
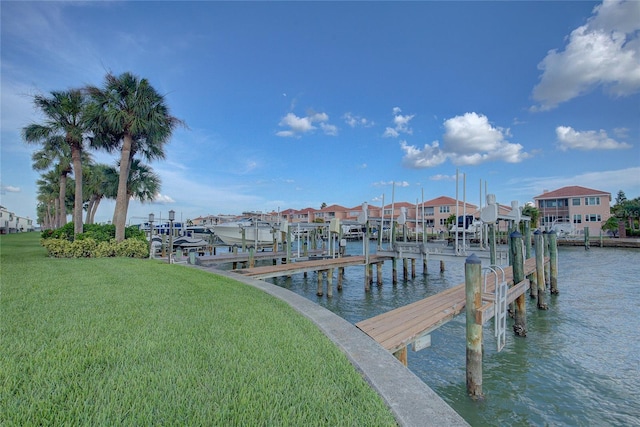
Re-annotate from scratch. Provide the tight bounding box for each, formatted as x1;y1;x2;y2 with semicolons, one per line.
23;71;184;242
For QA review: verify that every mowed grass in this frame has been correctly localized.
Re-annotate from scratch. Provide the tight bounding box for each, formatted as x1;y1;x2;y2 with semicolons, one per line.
0;233;397;426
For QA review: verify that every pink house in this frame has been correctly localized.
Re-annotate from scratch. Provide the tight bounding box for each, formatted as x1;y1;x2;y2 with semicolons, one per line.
533;186;611;235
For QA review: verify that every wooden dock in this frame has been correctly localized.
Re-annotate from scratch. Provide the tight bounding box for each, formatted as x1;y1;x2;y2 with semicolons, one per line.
355;257;545;355
233;254;393;280
196;249;324;266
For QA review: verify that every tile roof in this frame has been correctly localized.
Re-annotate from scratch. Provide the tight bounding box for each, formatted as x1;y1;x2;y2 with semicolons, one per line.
533;186;611;199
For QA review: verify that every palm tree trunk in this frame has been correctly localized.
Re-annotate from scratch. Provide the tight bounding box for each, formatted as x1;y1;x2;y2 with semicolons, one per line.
114;134;133;241
71;146;83;235
58;174;67;228
89;196;101;224
85;197;94;224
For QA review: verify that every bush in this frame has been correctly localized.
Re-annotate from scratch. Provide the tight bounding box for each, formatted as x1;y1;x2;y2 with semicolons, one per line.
41;223;147;243
41;237;148;258
41;238;72;257
115;239;149;258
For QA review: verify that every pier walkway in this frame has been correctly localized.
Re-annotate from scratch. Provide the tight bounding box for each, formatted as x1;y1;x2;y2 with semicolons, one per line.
233;254;393;280
356;257;545;357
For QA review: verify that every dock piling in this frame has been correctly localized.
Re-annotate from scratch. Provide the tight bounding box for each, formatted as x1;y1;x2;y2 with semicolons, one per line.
510;231;527;336
465;253;484;399
534;230;548;310
549;230;558;294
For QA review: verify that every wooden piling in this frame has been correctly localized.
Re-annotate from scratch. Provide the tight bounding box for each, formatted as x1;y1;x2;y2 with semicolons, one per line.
392;258;398;284
465;253;484;399
337;267;343;290
584;226;590;250
377;262;383;286
411;258;416;278
327;268;333;297
364;263;371;292
403;258;408;281
393;346;408;367
543;231;550;288
548;230;559;295
440;260;445;272
317;271;324;296
510;231;527;336
422;254;428;275
489;223;497;266
368;263;374;286
534;230;548;310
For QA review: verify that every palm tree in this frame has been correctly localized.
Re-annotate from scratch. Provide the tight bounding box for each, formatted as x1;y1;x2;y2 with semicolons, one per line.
23;89;90;236
83;163;118;224
126;159;160;204
31;135;71;228
36;171;60;230
86;72;183;241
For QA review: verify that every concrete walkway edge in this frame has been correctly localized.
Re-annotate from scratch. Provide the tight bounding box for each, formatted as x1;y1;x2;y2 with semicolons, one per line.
201;267;469;427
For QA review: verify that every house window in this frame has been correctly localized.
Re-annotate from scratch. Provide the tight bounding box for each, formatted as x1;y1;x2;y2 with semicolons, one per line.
424;207;434;216
425;219;434;227
439;206;450;213
585;214;601;222
572;198;581;206
439;218;447;226
573;214;582;224
383;209;393;216
585;197;600;206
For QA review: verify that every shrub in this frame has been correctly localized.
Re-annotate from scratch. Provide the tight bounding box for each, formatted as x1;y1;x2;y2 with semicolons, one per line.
70;238;98;258
41;238;72;257
41;237;148;259
115;239;149;258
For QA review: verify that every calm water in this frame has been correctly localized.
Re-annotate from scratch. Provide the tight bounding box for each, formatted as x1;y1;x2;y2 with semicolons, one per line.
266;243;640;426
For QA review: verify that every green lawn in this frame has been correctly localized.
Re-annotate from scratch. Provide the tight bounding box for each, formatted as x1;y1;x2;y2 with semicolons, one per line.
0;233;397;426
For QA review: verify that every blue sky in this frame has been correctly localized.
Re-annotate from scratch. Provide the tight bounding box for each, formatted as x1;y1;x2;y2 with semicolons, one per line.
2;0;639;225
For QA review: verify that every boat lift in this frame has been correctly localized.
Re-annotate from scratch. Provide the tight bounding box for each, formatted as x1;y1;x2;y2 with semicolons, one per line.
483;265;508;352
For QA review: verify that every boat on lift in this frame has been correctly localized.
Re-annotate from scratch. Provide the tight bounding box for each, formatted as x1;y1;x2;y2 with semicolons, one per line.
213;218;280;248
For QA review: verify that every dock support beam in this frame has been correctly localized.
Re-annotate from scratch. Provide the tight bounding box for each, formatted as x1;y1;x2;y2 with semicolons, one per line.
510;231;527;336
376;262;383;286
393;346;408;367
465;253;484;399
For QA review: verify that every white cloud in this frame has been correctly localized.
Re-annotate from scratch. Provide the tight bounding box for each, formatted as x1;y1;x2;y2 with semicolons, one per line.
429;174;455;181
372;180;410;187
402;112;528;168
1;185;21;193
556;126;632;150
443;113;528;165
532;0;640;111
400;140;448;168
152;193;175;204
276;111;337;137
343;112;374;128
383;107;414;138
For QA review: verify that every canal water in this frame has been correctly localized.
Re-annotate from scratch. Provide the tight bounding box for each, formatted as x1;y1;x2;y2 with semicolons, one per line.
266;242;640;426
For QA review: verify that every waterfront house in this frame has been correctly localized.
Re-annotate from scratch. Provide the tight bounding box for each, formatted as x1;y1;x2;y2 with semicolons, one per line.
0;206;35;233
533;186;611;236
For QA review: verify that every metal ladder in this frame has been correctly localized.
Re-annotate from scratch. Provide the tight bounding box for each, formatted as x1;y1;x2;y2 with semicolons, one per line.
483;265;507;352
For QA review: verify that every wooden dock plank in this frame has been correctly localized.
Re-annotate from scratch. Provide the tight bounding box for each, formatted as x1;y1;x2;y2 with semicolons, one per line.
234;255;393;280
356;256;547;353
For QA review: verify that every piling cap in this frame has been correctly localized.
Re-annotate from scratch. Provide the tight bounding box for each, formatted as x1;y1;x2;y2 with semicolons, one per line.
510;230;522;238
533;229;541;235
466;253;481;264
548;229;556;235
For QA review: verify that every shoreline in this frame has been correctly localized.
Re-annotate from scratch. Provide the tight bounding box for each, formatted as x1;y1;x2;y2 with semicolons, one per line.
556;237;640;248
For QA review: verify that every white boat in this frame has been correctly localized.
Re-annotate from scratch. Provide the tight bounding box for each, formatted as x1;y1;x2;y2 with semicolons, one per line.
213;219;280;248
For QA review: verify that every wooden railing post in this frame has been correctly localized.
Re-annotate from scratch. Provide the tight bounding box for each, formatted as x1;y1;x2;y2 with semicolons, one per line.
465;253;484;399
